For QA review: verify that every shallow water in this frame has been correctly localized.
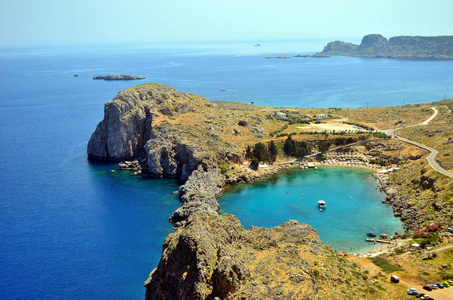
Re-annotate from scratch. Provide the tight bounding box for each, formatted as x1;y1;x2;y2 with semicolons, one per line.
218;167;403;253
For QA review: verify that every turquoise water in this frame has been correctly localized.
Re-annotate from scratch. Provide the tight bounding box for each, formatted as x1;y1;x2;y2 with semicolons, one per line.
218;167;403;253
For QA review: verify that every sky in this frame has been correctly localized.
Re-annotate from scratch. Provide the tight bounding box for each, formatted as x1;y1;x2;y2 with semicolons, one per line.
0;0;452;47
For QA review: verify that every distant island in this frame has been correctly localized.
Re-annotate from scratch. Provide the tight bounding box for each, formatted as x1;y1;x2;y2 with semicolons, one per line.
265;54;330;59
93;75;145;80
294;54;330;58
320;34;453;60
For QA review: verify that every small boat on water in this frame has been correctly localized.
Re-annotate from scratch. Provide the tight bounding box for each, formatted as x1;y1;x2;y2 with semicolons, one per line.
366;238;375;243
367;232;377;237
318;200;326;208
220;89;226;91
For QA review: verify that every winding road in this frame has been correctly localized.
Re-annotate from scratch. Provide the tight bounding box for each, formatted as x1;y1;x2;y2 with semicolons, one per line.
381;107;453;179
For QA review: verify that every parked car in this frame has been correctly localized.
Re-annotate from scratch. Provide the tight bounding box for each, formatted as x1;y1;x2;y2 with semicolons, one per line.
415;293;425;298
390;275;400;283
423;285;432;291
407;290;418;295
430;284;438;289
436;282;444;288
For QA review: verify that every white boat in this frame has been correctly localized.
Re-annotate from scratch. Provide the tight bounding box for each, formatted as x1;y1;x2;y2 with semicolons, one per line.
318;200;326;208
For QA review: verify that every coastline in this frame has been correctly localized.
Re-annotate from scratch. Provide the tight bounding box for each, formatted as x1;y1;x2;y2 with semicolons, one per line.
162;159;407;255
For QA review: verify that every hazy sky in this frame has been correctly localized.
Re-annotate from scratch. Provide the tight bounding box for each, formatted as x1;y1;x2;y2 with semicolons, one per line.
1;0;452;46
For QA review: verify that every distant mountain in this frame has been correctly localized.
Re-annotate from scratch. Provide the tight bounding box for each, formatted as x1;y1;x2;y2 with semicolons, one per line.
320;34;453;60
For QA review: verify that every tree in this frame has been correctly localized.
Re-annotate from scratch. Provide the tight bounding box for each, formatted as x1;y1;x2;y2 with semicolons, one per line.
283;135;296;156
250;158;259;170
253;142;269;162
245;145;253;160
318;141;331;154
297;141;310;158
296;147;308;158
335;137;346;146
268;140;278;163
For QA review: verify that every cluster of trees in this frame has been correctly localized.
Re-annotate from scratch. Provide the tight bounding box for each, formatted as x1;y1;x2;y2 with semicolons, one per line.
245;131;377;170
283;135;312;157
246;136;316;170
245;141;278;170
334;136;358;146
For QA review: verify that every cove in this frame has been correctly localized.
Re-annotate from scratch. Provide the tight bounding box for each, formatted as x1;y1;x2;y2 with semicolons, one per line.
218;167;404;253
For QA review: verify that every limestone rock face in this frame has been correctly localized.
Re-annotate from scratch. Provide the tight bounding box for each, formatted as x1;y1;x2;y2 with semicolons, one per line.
145;212;379;299
170;169;225;221
358;34;389;54
87;92;153;160
145;213;326;300
88;83;243;219
88;83;241;180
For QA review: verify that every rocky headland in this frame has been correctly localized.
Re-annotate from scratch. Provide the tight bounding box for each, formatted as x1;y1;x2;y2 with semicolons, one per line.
145;212;380;300
93;74;146;80
88;84;453;299
320;34;453;60
87;83;286;220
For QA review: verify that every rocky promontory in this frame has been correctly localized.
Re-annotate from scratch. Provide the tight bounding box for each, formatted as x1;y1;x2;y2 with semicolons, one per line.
87;83;278;219
93;74;145;80
320;34;453;60
145;212;379;300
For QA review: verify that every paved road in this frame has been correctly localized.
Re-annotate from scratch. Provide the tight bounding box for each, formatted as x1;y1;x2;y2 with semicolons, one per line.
433;243;453;253
382;107;453;179
421;107;439;125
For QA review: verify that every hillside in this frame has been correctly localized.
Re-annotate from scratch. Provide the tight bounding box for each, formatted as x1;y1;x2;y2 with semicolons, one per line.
320;34;453;60
145;212;402;300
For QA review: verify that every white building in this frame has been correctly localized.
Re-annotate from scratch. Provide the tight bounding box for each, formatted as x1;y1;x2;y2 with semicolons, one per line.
276;112;286;119
316;114;328;119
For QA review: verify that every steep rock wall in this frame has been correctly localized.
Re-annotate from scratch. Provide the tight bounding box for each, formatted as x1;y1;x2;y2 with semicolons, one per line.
88;83;243;219
88;83;242;180
145;212;380;300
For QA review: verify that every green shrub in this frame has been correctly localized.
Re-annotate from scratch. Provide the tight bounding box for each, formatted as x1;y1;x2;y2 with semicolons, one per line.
394;248;406;255
370;257;404;273
219;164;228;174
438;271;453;280
313;269;320;277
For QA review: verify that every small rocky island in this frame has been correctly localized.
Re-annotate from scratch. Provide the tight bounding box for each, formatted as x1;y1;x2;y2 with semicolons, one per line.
93;74;145;80
320;34;453;60
294;54;330;58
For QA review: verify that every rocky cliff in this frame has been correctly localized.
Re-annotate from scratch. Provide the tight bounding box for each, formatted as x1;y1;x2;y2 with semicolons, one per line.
87;83;273;219
321;34;453;59
88;83;242;177
145;212;380;300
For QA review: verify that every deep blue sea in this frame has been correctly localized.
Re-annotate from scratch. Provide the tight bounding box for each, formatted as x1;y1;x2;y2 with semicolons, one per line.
1;40;452;299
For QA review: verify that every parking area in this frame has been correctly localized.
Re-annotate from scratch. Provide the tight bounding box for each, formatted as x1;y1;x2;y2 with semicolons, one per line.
405;282;453;300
